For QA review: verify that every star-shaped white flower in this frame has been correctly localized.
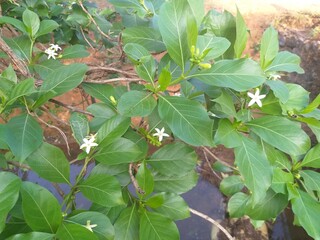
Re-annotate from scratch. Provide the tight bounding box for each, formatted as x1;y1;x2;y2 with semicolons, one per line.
45;48;58;59
269;73;281;80
84;220;97;232
80;134;98;154
247;89;266;107
49;43;62;51
153;127;170;142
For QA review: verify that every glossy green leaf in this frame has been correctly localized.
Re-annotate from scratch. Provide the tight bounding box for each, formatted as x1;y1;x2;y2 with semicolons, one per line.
7;78;36;106
70;112;89;144
300;170;320;192
136;161;154;198
260;26;279;69
66;211;114;240
40;63;88;96
148;142;197;176
78;174;124;207
246;189;288;220
214;119;242;148
122;27;166;52
1;64;17;83
191;59;265;92
35;20;59;38
300;144;320;168
291;189;320;239
82;83;115;105
158;96;214;146
235;137;272;205
22;9;40;36
301;94;320;114
148;193;190;220
153;170;198;194
91;164;130;186
234;7;248;58
196;35;231;61
0;17;27;34
26;142;70;184
265;80;289;104
6;232;54;240
246;116;310;156
0;172;21;233
56;222;98;240
4;36;32;61
96;114;131;148
220;175;244;196
139;211;179;240
228;192;250;218
271;168;293;194
265;51;304;74
123;43;156;83
95;138;141;165
281;83;310;112
124;129;148;160
21;182;62;233
212;89;237;117
108;0;142;8
87;103;116;131
158;0;190;71
114;205;139;240
5;114;43;161
61;45;90;59
118;91;156;117
33;60;63;79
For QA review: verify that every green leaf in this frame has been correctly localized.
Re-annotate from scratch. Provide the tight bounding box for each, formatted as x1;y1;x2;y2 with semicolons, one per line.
136;161;154;198
21;182;62;233
260;26;279;69
139;211;179;240
114;205;139;240
6;232;55;240
7;78;36;106
246;189;288;220
148;193;190;220
220;175;244;196
56;222;98;240
291;189;320;239
122;27;166;52
91;164;130;187
118;91;156;117
158;0;190;71
234;7;248;58
158;67;171;91
271;168;293;194
246;116;310;156
96;114;131;148
22;9;40;36
5;114;43;161
123;43;156;83
281;83;310;112
40;63;88;96
153;170;198;194
235;137;272;205
300;144;320;168
265;51;304;74
265;80;289;104
33;60;63;79
186;0;204;27
87;103;116;131
158;96;214;146
191;59;265;92
300;94;320;114
228;192;250;218
214;119;242;148
61;45;90;59
0;16;27;34
1;64;17;83
35;20;59;38
212;89;237;117
26;142;70;184
78;174;124;207
196;35;231;61
67;211;114;240
0;172;21;233
70;112;89;145
300;170;320;192
148;142;197;176
4;36;32;61
95;138;142;165
82;83;115;105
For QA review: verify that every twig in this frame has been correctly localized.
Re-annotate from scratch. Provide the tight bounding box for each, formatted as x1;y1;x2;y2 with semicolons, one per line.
7;161;31;170
202;147;236;170
40;106;70;126
80;26;94;50
129;163;145;195
88;66;138;76
189;208;234;240
52;182;65;198
83;77;142;84
203;149;222;180
49;99;93;117
0;35;30;77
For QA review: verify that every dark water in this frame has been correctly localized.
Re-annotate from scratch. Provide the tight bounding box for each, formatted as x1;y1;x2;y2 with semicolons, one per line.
24;165;311;240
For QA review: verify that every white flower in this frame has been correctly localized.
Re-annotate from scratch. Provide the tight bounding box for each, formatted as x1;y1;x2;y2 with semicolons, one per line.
153;127;170;142
80;134;98;154
85;220;97;232
174;92;181;96
247;89;266;107
49;43;62;51
45;48;58;59
269;73;281;80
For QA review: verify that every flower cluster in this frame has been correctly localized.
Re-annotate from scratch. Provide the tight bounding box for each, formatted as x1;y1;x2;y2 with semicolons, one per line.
44;44;62;59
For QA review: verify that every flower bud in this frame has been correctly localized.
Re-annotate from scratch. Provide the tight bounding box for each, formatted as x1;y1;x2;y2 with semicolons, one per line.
199;62;212;69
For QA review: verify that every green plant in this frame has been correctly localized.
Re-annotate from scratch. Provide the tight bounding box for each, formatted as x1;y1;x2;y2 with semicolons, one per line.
0;0;320;239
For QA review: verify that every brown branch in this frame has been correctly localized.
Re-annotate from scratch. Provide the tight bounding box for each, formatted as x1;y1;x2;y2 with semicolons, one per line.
52;182;65;198
0;35;30;77
203;149;222;180
7;161;31;170
88;66;137;77
202;147;236;170
83;77;142;84
80;26;94;50
129;163;145;195
189;208;234;240
49;99;94;117
40;106;70;126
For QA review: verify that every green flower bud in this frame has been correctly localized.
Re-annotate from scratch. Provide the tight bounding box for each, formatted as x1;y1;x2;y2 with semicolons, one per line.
199;62;212;69
190;45;195;55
